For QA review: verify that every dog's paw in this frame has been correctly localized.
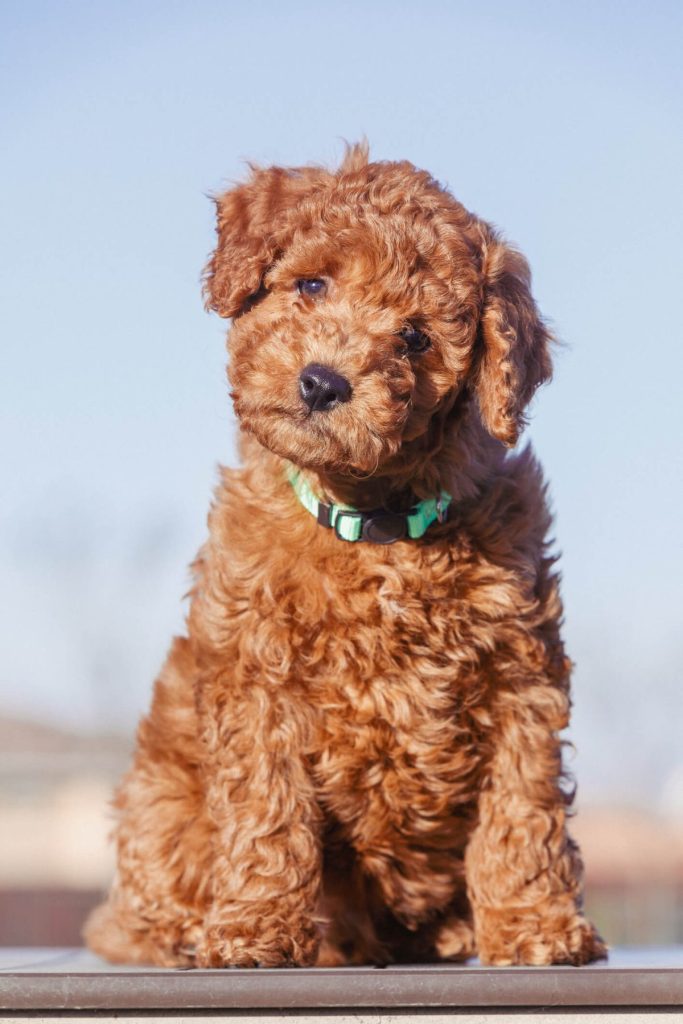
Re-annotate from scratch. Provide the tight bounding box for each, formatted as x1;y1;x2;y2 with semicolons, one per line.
195;919;320;968
84;899;201;968
434;915;477;962
476;908;607;967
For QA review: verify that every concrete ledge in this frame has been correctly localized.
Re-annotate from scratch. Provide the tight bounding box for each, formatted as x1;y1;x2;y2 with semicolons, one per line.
1;947;682;1013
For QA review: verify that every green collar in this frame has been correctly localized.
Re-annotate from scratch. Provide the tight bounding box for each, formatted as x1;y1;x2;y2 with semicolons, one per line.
288;470;451;544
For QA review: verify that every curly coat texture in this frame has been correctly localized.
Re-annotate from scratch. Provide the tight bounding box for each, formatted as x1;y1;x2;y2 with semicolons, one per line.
85;144;605;968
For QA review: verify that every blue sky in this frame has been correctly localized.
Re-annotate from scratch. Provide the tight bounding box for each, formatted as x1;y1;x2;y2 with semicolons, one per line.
1;1;681;805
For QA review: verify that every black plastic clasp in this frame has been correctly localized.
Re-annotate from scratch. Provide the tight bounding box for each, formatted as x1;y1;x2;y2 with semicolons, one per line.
361;512;408;544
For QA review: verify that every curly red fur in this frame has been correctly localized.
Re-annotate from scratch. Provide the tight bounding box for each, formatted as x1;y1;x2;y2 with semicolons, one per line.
85;144;605;968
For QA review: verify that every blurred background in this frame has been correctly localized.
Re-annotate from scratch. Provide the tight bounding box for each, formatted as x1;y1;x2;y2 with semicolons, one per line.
1;0;681;949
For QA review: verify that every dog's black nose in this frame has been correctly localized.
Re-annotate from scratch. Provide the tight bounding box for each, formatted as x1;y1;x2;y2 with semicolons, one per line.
299;363;352;412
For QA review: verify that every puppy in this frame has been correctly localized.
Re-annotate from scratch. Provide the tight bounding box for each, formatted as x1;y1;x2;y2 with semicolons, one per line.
85;143;605;968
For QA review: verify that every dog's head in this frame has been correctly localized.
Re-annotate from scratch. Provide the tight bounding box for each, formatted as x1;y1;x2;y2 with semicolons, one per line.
204;144;552;475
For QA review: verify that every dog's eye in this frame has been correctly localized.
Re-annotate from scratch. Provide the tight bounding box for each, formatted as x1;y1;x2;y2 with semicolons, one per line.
398;325;431;354
297;278;326;297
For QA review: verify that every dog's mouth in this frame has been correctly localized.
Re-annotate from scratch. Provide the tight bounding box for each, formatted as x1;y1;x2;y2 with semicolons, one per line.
231;386;411;475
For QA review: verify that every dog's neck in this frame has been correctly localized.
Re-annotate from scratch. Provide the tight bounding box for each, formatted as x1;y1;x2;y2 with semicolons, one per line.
251;409;505;513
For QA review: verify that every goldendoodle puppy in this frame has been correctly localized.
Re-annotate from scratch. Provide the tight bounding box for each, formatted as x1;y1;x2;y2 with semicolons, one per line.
85;143;605;968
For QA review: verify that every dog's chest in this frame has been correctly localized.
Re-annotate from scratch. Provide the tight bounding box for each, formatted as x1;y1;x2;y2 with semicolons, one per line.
291;549;490;816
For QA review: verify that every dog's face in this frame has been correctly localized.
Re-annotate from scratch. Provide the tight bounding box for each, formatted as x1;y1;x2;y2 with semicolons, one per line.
205;146;552;475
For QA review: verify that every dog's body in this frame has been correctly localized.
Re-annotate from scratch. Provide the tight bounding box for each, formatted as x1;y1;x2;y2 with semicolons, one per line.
85;145;605;968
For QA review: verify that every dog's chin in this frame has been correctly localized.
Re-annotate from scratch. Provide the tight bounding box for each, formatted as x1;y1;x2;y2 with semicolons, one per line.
236;408;403;477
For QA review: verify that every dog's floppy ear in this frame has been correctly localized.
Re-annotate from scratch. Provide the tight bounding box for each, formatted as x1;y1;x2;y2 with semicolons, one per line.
474;237;553;447
203;164;327;318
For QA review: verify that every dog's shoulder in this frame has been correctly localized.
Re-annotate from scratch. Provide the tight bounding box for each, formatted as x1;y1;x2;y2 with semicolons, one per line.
457;444;553;560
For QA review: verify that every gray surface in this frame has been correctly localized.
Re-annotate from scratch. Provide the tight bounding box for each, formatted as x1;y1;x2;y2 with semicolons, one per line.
0;947;682;1011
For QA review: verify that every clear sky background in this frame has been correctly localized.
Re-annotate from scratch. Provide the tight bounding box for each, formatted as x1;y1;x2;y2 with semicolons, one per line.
1;1;681;808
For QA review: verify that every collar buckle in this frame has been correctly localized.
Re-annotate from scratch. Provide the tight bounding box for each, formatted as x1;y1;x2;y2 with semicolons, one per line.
361;512;408;544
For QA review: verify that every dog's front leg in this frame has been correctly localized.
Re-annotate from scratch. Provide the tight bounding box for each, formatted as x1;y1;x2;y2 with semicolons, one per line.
195;678;322;968
465;681;606;966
